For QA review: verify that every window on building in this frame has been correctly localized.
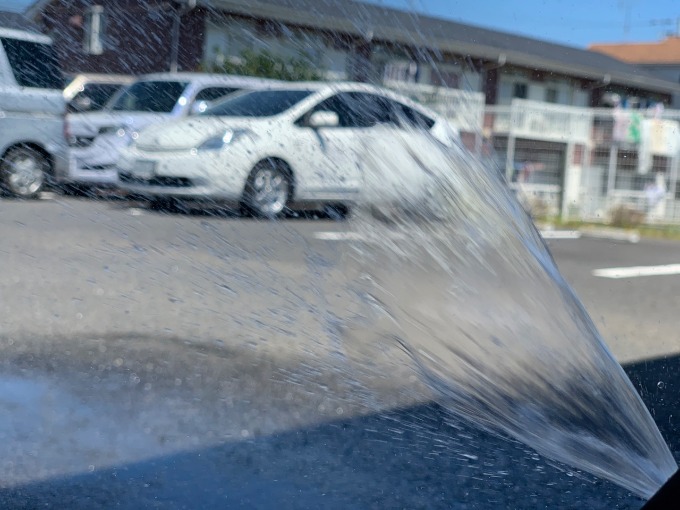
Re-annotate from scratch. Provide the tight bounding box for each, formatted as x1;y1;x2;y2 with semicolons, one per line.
513;83;528;99
383;61;419;83
545;88;558;103
430;70;459;88
84;5;106;55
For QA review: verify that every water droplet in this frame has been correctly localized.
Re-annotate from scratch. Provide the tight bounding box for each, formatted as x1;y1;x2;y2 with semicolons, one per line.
658;381;666;390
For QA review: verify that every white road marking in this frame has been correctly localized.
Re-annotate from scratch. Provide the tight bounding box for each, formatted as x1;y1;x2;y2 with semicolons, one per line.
313;231;362;241
314;230;580;241
593;264;680;279
580;229;640;243
540;230;581;239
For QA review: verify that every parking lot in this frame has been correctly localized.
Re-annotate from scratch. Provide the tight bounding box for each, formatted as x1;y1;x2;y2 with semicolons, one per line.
0;194;678;508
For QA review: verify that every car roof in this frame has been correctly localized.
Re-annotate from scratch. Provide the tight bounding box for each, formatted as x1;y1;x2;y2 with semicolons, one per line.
67;74;135;84
238;81;441;120
135;73;282;87
63;74;135;100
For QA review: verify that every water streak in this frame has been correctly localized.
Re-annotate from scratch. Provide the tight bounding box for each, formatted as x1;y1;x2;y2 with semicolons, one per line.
343;125;677;499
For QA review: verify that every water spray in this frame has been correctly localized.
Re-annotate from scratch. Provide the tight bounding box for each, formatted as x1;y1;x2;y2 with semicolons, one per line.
344;125;677;503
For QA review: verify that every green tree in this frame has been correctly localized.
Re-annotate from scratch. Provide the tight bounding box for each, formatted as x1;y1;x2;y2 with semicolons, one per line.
208;48;324;81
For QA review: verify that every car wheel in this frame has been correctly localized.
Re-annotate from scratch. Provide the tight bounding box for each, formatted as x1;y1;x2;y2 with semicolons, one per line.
1;146;48;198
243;159;291;218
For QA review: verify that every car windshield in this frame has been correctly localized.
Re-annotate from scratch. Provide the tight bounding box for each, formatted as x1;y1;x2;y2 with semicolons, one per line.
68;83;125;112
3;2;680;509
0;37;62;89
108;80;188;112
202;89;313;117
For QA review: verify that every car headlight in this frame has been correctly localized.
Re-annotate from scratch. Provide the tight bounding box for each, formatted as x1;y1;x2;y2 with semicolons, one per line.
198;129;252;151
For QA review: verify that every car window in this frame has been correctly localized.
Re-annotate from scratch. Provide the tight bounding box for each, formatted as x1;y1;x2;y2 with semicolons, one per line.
202;89;313;117
194;86;240;102
392;101;436;130
69;83;124;112
306;92;397;128
0;37;63;89
108;80;188;112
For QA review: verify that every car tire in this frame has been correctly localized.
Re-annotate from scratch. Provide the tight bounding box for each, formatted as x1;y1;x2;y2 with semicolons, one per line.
242;159;291;218
1;146;48;198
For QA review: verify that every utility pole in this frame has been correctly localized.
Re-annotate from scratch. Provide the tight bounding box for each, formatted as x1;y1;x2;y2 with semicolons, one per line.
169;0;197;73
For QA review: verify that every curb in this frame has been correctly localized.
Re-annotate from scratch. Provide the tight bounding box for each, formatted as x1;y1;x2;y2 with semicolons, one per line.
578;228;640;243
537;224;640;243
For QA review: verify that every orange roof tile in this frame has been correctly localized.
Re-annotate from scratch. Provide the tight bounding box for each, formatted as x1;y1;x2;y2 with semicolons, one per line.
589;37;680;64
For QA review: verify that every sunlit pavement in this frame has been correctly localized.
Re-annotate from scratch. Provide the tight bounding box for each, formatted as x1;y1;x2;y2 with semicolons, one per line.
0;195;678;508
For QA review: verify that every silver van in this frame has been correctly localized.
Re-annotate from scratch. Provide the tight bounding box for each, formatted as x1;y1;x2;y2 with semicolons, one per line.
0;13;67;198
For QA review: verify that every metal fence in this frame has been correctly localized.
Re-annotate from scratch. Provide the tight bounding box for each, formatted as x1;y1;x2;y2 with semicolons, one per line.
482;99;680;225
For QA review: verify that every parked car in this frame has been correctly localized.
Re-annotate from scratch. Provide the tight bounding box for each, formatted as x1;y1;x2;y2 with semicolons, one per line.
61;73;279;190
63;73;134;113
117;82;461;216
0;12;67;198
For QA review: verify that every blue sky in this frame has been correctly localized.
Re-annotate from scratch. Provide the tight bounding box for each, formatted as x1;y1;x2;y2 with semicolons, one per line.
2;0;679;48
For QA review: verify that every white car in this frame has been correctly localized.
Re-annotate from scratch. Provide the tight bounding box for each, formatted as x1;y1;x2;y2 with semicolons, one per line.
0;14;68;198
61;73;279;189
117;82;461;216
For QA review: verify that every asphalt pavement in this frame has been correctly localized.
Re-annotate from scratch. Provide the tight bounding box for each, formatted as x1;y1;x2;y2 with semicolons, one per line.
0;195;678;509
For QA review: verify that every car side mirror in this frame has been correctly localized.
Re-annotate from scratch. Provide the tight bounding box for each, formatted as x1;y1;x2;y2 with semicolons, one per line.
308;110;339;128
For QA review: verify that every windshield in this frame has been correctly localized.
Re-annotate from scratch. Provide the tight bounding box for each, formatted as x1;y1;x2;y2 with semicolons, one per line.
3;2;680;509
68;83;125;112
203;89;313;117
108;80;188;112
0;37;62;89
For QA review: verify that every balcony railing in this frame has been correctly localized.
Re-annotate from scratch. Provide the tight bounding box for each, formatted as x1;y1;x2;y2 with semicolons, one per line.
383;80;485;133
485;99;593;143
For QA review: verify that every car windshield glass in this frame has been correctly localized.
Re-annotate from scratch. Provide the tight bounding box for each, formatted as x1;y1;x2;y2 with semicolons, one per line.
0;37;62;89
4;2;680;509
202;90;313;117
69;83;124;112
108;80;188;112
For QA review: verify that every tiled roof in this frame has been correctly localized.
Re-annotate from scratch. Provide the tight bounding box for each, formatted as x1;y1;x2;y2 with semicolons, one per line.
590;37;680;65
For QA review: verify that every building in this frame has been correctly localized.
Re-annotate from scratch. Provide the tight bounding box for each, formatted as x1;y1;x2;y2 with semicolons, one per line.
590;37;680;107
26;0;680;109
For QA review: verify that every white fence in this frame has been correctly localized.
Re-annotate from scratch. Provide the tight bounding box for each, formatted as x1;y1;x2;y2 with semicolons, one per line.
486;99;593;143
485;100;680;225
384;80;485;133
